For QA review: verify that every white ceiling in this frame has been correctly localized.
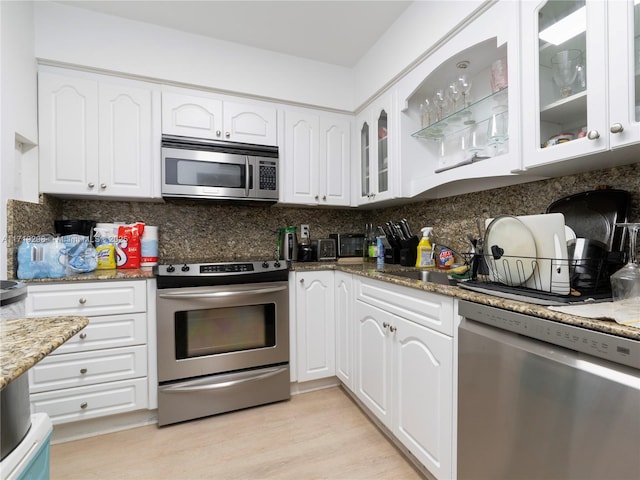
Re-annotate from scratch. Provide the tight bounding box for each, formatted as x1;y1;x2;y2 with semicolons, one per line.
56;0;413;67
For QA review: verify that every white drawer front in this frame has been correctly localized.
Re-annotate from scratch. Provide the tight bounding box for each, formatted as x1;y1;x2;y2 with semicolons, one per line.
29;378;148;425
52;313;147;354
355;277;454;336
28;345;147;393
26;280;146;316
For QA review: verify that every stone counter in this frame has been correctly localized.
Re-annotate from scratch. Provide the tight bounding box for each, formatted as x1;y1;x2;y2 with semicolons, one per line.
14;268;155;284
292;261;640;342
0;316;89;388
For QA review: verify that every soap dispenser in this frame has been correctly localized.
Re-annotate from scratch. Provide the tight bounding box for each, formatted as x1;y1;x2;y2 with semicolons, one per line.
415;227;435;268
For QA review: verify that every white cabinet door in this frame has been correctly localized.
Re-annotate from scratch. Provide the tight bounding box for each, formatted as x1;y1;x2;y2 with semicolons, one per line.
38;71;99;195
608;0;640;150
38;67;160;199
162;90;277;145
319;114;351;206
282;110;320;205
355;300;393;428
161;90;223;140
224;100;277;146
394;316;453;480
356;91;398;205
295;271;335;382
334;271;354;390
98;82;156;197
281;109;351;206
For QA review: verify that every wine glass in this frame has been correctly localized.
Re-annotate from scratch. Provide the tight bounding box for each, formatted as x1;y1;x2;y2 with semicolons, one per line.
551;49;581;98
448;81;462;113
457;74;472;108
610;223;640;302
433;89;447;124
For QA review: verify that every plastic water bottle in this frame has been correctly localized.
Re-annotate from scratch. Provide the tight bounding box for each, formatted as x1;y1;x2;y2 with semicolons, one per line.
376;236;385;270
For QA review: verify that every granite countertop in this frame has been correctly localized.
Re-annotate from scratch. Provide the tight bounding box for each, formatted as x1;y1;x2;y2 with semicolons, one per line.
17;267;155;284
292;261;640;342
0;316;89;388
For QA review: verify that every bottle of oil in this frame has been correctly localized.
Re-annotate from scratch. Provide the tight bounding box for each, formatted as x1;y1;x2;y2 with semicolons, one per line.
415;227;435;268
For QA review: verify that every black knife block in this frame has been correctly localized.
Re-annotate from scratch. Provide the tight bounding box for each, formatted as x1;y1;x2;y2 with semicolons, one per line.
384;247;401;264
399;236;419;266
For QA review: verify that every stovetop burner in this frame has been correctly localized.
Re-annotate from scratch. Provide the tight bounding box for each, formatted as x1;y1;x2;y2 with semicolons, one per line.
154;259;289;289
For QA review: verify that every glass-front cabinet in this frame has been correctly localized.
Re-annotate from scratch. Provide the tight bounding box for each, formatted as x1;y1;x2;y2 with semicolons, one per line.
396;0;524;200
356;91;398;205
521;0;640;171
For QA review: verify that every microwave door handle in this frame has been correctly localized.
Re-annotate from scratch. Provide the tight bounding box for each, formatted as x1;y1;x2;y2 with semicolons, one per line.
158;285;287;299
245;156;250;197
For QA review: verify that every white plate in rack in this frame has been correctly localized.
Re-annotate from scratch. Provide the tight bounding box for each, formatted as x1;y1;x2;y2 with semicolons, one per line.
485;213;570;295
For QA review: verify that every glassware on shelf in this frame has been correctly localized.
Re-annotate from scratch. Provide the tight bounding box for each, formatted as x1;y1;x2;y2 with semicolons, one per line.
433;89;447;124
448;81;462;114
457;74;472;108
610;223;640;302
467;122;487;158
551;49;582;98
486;108;508;156
490;57;508;93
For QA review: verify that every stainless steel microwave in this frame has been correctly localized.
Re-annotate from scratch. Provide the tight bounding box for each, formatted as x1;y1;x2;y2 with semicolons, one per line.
161;135;279;203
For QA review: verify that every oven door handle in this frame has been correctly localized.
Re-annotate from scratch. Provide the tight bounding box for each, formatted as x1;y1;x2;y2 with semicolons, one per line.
161;365;288;393
158;285;287;299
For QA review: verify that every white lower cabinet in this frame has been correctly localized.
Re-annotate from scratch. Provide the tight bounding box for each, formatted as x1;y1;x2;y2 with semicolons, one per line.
334;271;354;390
353;276;454;480
26;280;151;425
294;271;335;382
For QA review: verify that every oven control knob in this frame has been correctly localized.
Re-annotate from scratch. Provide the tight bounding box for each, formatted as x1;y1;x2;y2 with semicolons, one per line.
181;265;190;272
274;261;281;268
166;265;175;273
262;261;269;268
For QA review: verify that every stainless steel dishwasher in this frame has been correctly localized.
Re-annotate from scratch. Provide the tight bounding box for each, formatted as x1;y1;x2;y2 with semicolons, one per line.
458;300;640;480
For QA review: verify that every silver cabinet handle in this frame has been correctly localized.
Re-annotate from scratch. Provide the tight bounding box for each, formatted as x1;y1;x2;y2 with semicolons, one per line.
225;131;231;138
610;123;624;134
79;332;87;339
587;130;600;140
299;278;305;284
383;322;389;329
88;182;95;188
216;130;221;136
314;195;319;200
80;368;87;374
389;325;397;333
78;298;87;304
100;183;107;189
80;402;88;409
322;195;327;201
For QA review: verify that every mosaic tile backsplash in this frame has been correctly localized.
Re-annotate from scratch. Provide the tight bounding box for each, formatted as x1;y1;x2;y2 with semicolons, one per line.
6;163;639;276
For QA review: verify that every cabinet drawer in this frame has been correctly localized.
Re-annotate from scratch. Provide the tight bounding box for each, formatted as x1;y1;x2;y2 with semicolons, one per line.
52;313;147;354
355;277;454;336
28;345;147;393
29;378;148;425
26;281;146;316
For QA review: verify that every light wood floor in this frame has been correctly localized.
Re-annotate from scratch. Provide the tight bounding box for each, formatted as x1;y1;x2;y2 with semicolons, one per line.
50;386;424;479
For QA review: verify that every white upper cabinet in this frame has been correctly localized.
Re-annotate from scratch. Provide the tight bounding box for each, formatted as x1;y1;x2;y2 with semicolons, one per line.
521;0;640;173
161;88;277;146
280;108;351;206
38;67;161;199
397;0;524;200
355;90;399;206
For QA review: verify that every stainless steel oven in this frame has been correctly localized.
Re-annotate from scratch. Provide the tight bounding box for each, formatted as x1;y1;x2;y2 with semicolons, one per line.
155;260;290;426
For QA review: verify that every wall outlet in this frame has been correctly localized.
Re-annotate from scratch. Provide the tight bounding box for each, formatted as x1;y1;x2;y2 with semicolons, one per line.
300;224;310;239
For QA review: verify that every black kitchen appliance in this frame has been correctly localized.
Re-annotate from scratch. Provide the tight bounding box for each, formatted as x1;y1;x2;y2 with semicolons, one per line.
329;233;365;258
54;219;96;239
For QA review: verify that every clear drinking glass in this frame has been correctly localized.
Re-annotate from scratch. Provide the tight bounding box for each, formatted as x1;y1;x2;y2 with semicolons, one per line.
551;49;581;98
610;223;640;302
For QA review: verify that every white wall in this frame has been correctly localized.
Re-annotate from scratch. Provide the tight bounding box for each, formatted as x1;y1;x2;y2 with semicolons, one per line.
33;1;355;111
353;0;484;109
1;0;38;280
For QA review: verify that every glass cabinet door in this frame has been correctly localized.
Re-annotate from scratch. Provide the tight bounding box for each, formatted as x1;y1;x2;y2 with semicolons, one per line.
360;122;370;198
377;110;388;194
636;1;640;123
537;1;588;147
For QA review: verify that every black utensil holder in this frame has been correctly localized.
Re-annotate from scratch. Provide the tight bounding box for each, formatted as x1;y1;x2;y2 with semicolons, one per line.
399;236;419;266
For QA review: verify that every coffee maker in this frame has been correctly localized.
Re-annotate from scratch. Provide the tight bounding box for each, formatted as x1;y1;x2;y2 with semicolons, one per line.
278;226;298;261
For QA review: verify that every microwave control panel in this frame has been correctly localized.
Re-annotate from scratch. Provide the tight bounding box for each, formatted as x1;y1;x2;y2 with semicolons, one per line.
258;160;277;191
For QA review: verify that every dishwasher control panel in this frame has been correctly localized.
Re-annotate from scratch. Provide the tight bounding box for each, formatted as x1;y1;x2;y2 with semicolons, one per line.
459;300;640;370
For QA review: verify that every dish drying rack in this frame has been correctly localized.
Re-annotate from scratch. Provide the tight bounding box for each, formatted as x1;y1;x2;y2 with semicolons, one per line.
465;252;611;299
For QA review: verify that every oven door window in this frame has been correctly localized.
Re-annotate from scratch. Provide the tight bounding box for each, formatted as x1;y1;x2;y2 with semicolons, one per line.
165;157;252;189
174;304;276;359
